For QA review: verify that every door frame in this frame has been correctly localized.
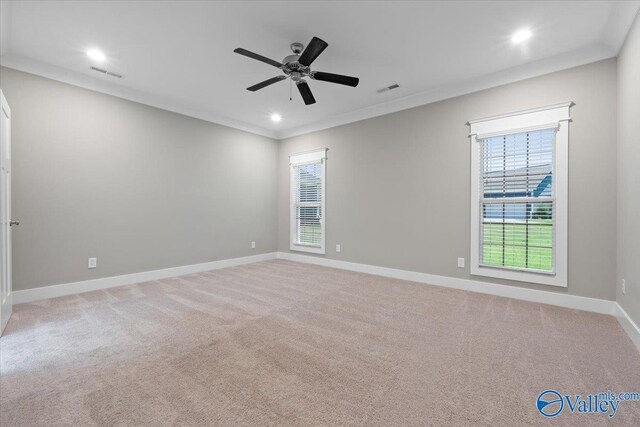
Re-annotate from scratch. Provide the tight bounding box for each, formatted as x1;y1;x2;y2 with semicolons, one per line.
1;88;12;335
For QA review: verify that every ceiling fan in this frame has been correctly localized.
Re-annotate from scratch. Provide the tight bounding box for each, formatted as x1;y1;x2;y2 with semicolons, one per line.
233;36;359;105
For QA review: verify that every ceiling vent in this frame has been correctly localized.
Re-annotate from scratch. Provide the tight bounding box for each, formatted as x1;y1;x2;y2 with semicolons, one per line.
377;83;400;93
90;66;123;79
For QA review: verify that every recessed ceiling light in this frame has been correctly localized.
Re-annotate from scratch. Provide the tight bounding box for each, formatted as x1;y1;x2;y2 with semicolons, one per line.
511;29;532;44
271;113;282;123
86;48;106;62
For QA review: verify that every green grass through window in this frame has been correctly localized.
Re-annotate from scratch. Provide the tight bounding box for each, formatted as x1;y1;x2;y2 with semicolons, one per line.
482;221;553;271
299;223;322;246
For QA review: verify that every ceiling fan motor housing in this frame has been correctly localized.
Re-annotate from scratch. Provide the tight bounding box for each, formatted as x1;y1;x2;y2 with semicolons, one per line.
282;54;311;80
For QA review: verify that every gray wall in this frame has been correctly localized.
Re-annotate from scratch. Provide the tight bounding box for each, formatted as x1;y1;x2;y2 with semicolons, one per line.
0;57;623;302
278;59;618;301
617;13;640;325
0;67;279;291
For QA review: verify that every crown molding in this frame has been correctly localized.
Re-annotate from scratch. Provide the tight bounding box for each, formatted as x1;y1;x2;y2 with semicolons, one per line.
0;0;636;142
0;53;279;139
602;0;640;53
276;43;616;140
1;42;617;142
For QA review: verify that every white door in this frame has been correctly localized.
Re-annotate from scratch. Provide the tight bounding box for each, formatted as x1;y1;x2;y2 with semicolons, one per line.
1;89;13;334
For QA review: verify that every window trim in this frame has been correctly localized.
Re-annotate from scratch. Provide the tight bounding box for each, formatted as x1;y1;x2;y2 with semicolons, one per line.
468;103;573;287
290;148;327;254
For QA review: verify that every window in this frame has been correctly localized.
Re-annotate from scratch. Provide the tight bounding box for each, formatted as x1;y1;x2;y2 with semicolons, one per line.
290;148;326;254
468;103;572;287
481;129;554;272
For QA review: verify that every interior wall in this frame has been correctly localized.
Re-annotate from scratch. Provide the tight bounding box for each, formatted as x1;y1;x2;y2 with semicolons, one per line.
617;12;640;325
0;66;279;292
278;59;618;301
0;56;623;302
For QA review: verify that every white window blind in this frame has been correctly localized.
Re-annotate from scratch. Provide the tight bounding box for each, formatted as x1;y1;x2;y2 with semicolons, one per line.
480;128;555;273
290;149;326;254
294;162;322;246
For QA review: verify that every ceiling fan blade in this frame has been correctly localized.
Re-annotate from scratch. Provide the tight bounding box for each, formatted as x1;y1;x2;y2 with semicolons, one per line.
298;37;328;66
297;81;316;105
233;48;282;68
312;71;359;87
246;76;287;92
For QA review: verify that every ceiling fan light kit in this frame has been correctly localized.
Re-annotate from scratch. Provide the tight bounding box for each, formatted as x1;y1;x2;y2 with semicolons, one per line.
234;36;360;105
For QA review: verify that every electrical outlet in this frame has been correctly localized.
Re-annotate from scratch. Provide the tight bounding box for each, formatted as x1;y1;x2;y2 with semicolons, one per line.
336;244;341;253
88;257;97;269
457;257;465;268
251;241;256;249
622;279;626;295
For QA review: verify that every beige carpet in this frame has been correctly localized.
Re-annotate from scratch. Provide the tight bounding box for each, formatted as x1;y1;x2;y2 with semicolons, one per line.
1;260;639;426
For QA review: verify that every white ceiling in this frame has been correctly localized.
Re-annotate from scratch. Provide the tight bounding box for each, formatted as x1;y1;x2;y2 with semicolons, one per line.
1;1;638;139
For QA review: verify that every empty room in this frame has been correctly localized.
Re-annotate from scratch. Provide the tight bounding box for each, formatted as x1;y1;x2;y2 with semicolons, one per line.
1;0;639;425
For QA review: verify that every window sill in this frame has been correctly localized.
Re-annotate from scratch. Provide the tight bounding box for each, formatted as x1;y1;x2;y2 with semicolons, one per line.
290;243;325;255
471;264;566;287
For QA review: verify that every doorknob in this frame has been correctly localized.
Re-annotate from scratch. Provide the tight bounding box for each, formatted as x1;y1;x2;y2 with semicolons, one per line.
9;219;19;227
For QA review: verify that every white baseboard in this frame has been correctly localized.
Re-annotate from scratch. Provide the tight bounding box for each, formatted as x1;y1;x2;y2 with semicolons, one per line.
277;252;640;351
614;303;640;352
12;250;639;353
277;252;615;314
13;252;278;304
